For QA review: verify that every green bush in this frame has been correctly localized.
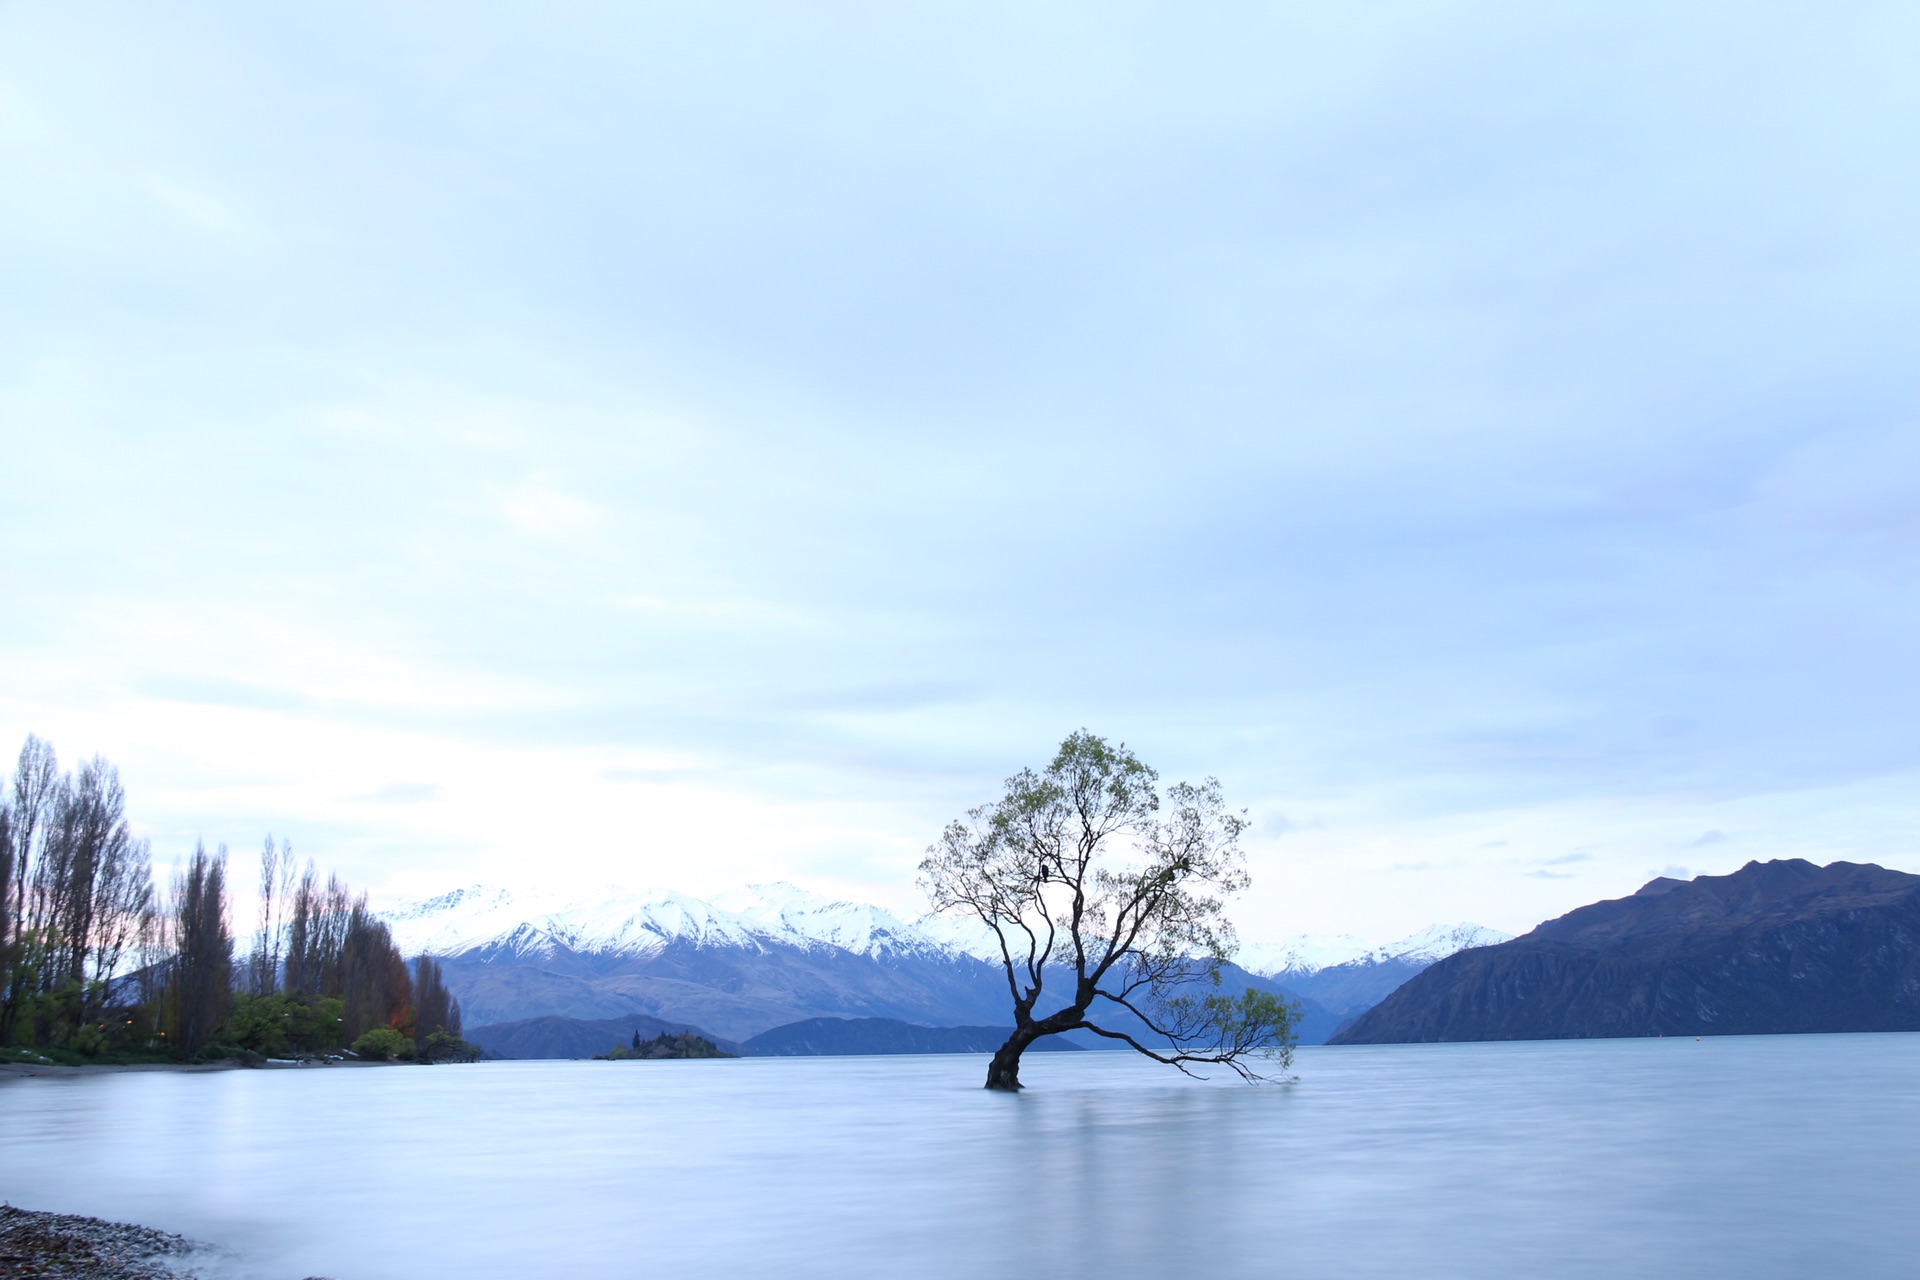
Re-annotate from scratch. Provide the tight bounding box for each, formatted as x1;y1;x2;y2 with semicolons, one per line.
421;1030;479;1063
312;998;347;1050
68;1024;108;1058
352;1027;414;1061
222;993;290;1056
217;993;349;1056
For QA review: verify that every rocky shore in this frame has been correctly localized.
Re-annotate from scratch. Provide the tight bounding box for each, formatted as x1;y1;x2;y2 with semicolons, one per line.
0;1205;201;1279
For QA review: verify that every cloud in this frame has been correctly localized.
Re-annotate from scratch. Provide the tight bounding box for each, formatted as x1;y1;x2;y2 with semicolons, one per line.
783;681;980;715
1542;852;1593;867
1684;830;1728;848
4;3;1920;938
136;676;312;714
501;476;603;539
365;782;439;804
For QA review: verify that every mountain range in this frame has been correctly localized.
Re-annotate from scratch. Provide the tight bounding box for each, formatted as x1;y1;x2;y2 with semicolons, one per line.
385;882;1506;1050
1332;859;1920;1043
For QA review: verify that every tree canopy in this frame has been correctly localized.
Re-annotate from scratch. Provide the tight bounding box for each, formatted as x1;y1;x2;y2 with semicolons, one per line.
920;731;1297;1091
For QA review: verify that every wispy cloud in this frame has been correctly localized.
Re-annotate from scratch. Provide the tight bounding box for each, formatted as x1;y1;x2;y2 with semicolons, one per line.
365;783;439;804
2;3;1918;936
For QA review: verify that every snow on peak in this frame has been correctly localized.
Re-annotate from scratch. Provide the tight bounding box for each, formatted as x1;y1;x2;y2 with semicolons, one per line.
1387;922;1511;964
380;881;1509;977
384;881;944;961
1235;934;1374;976
710;882;940;958
1235;922;1512;978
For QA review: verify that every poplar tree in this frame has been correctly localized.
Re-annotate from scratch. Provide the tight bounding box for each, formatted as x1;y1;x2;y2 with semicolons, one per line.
170;844;233;1057
0;736;59;1041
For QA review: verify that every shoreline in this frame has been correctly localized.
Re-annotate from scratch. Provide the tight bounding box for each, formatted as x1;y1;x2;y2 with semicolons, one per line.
0;1204;208;1279
0;1057;391;1079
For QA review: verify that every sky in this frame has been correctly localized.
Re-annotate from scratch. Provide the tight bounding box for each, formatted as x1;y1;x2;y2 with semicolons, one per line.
2;2;1918;943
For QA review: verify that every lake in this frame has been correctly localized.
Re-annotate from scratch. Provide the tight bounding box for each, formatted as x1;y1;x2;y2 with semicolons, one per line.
3;1034;1917;1279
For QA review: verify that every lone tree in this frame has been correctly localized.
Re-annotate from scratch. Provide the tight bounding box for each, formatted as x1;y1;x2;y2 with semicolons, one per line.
921;731;1298;1091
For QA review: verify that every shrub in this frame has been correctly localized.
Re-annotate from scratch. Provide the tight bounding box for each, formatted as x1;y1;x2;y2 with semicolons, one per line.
222;993;291;1057
352;1027;414;1061
420;1030;479;1063
68;1025;108;1058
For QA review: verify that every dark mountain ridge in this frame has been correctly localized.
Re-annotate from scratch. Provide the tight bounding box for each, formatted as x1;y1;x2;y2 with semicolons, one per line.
740;1017;1086;1057
441;936;1016;1041
467;1013;1087;1059
1332;859;1920;1043
443;935;1341;1044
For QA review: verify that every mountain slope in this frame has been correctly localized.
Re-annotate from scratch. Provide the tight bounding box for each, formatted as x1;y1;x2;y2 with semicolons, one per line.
1331;860;1920;1043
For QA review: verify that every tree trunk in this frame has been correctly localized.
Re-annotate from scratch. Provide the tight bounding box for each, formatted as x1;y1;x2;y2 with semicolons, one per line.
985;1024;1040;1091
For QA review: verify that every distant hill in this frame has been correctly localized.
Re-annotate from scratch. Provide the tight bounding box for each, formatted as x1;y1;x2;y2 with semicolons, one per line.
1332;860;1920;1044
466;1014;744;1060
740;1017;1084;1056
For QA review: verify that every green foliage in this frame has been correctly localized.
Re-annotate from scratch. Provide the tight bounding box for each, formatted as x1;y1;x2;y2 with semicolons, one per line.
420;1030;479;1063
351;1026;414;1061
223;993;290;1056
313;997;346;1048
21;980;86;1049
217;992;348;1057
67;1024;108;1058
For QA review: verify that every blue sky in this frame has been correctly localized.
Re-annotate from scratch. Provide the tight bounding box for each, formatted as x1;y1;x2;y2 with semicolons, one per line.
3;2;1917;940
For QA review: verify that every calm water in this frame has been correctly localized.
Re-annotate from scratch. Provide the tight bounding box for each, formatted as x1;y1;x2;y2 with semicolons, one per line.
3;1034;1918;1279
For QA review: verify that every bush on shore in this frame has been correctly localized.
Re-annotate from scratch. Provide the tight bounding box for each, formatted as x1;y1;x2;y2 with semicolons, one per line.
351;1027;414;1061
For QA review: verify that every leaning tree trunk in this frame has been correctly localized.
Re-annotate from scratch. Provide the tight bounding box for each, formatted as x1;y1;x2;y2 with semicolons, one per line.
985;1024;1039;1091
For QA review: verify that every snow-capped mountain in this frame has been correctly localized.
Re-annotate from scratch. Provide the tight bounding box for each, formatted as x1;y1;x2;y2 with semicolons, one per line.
383;881;1504;984
382;882;1023;1041
1234;922;1515;1022
383;882;946;964
1235;922;1512;980
378;881;1508;1041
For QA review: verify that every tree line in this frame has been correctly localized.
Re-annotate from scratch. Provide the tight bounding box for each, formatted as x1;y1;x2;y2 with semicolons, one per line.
0;734;470;1064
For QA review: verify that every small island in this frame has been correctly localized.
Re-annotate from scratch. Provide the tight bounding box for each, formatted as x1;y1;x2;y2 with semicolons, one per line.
597;1031;734;1060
